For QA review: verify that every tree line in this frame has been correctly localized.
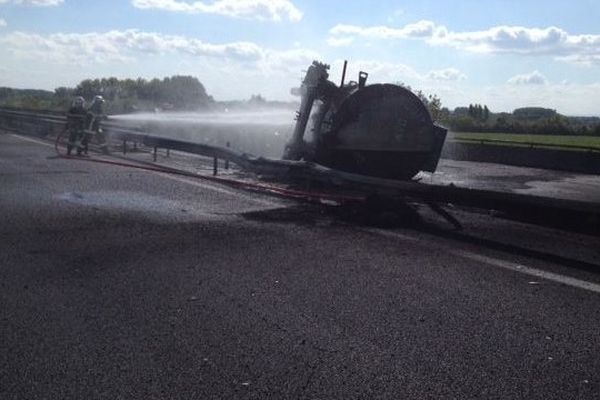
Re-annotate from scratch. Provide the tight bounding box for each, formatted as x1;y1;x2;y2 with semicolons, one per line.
467;104;490;122
66;76;213;113
441;107;600;136
417;94;600;136
0;76;298;114
1;76;214;114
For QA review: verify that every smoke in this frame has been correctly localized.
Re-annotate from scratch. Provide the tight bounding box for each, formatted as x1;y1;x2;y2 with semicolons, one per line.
110;109;295;158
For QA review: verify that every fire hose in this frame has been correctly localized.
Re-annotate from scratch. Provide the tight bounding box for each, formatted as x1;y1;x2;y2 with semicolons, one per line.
51;129;598;234
53;129;366;206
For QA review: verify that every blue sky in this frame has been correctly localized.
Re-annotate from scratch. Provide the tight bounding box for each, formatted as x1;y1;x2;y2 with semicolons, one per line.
2;0;600;115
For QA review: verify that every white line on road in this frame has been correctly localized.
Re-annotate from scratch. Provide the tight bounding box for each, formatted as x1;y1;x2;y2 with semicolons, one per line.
452;250;600;294
11;133;56;148
368;228;600;295
366;228;420;243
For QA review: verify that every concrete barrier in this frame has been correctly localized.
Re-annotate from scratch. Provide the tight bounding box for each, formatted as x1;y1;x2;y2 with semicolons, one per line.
442;142;600;174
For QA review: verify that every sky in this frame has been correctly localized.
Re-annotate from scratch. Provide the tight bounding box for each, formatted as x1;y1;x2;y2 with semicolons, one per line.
2;0;600;115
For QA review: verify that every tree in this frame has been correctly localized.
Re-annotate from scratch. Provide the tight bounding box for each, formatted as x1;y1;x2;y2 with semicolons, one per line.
425;94;442;121
393;82;444;122
68;75;213;112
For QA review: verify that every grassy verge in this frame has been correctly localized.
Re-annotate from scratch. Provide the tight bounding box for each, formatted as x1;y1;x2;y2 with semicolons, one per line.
452;132;600;151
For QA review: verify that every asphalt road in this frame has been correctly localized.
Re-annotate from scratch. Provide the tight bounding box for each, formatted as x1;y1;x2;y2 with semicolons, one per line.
427;159;600;203
1;132;600;399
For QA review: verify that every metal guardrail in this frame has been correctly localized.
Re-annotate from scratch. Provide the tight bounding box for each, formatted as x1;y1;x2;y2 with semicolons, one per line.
1;107;598;234
454;136;600;152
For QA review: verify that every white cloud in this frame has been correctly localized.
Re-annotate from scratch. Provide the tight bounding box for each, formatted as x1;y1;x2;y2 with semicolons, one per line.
324;60;471;112
0;29;320;79
0;18;6;27
557;54;600;66
328;20;600;65
426;68;466;81
0;28;320;100
330;20;439;42
326;36;354;47
0;0;64;6
131;0;303;21
258;48;320;74
431;25;573;55
328;59;467;89
0;30;269;64
330;59;423;85
3;27;599;114
507;70;548;85
326;64;600;115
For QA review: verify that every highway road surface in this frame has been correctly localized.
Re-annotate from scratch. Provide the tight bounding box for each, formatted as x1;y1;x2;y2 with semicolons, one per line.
1;132;599;399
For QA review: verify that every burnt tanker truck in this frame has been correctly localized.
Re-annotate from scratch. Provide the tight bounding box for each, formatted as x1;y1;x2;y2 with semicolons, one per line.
283;61;447;180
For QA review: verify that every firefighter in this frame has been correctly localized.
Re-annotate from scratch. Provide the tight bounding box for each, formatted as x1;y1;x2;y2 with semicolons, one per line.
66;96;87;156
85;95;109;154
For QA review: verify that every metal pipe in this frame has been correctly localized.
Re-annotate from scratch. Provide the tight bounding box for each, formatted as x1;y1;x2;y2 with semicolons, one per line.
283;90;315;160
225;142;230;170
283;62;329;160
340;60;348;87
213;157;218;176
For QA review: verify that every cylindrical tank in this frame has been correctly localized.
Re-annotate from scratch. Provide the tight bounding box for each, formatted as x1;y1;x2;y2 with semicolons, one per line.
314;83;447;180
284;61;447;180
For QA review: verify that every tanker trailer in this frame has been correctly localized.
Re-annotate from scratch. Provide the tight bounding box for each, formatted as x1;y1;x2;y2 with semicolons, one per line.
283;61;447;180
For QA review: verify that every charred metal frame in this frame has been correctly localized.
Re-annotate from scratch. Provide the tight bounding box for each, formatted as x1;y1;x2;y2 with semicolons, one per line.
282;61;448;180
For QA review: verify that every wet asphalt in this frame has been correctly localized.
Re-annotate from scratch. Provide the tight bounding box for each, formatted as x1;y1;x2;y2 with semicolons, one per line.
1;133;600;399
425;159;600;203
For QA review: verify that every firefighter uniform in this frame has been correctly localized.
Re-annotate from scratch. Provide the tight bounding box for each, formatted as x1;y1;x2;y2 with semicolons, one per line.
85;95;108;154
66;97;87;156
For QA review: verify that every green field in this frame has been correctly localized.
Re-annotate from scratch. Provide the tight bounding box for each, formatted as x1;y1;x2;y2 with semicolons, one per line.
452;132;600;151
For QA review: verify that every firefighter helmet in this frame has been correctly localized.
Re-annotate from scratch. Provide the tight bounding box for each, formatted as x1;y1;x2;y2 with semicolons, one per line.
72;96;85;107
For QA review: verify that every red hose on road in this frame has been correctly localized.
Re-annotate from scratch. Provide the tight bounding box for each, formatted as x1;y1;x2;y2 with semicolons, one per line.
53;131;365;205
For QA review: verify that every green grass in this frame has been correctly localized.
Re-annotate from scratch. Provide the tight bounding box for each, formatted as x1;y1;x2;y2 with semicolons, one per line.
452;132;600;151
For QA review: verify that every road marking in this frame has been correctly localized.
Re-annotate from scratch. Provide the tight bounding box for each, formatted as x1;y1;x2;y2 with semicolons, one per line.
366;228;420;243
11;133;281;208
368;228;600;295
11;133;56;148
452;250;600;294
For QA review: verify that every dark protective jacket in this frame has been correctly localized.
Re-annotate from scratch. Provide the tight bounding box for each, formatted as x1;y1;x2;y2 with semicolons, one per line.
86;101;106;132
66;106;87;131
88;101;104;115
